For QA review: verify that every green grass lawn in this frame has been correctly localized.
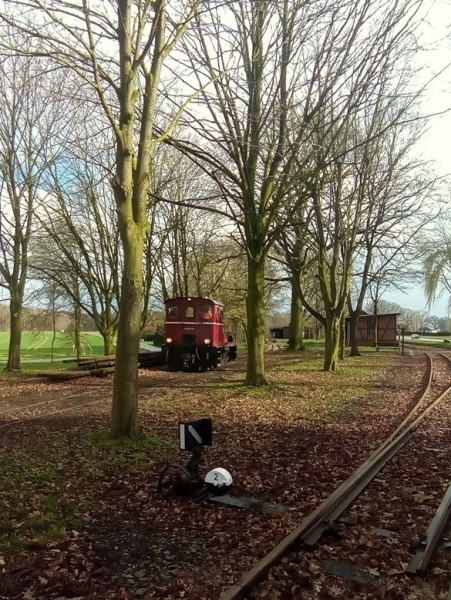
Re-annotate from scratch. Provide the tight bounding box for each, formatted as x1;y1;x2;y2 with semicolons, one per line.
405;335;451;347
0;331;106;360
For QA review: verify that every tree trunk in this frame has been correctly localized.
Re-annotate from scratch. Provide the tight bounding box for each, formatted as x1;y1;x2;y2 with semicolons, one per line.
339;315;345;360
103;329;115;356
5;296;21;370
51;295;56;365
245;255;267;386
373;312;379;348
348;310;362;357
74;300;82;360
287;280;304;351
110;237;144;431
324;313;340;371
111;224;144;437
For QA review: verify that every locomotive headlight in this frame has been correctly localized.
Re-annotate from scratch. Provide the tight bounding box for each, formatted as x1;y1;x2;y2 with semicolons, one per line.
204;338;211;345
166;337;173;344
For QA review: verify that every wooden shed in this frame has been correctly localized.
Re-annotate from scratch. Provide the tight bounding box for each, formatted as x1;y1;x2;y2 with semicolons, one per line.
345;312;400;347
270;326;290;339
270;325;316;340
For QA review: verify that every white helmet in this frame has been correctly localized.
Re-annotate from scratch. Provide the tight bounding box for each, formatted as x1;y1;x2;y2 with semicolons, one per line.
205;467;233;495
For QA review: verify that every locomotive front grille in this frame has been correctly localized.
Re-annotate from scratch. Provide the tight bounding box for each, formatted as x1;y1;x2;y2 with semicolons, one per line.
182;333;196;345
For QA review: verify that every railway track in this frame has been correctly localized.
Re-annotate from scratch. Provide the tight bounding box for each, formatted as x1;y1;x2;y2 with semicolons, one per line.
0;355;166;429
0;388;112;429
219;350;451;600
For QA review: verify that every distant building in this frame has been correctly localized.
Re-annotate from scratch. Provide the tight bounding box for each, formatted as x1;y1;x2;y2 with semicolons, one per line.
270;326;290;339
270;326;315;340
345;312;400;347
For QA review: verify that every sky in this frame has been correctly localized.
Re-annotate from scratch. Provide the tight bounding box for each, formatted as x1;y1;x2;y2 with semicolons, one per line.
0;0;449;318
384;0;451;317
416;0;451;173
385;288;450;317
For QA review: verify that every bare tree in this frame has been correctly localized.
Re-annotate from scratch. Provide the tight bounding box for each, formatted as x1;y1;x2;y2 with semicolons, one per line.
171;0;427;378
345;108;436;356
273;0;427;370
0;0;203;435
149;145;236;300
176;0;334;384
0;54;70;370
32;159;122;356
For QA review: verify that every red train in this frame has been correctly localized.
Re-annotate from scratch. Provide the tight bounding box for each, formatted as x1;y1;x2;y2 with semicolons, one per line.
163;297;237;371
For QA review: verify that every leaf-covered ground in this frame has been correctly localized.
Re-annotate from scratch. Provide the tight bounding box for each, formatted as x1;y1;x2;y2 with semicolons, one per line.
0;349;449;599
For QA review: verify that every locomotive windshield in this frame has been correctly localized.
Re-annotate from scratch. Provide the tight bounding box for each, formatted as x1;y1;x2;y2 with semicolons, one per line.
185;306;194;318
167;306;177;316
201;305;213;320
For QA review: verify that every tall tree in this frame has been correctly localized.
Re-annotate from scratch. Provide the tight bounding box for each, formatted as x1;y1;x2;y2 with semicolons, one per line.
0;0;203;435
274;0;427;370
0;55;69;370
178;0;337;384
174;0;426;378
346;132;434;355
32;168;122;356
148;145;233;300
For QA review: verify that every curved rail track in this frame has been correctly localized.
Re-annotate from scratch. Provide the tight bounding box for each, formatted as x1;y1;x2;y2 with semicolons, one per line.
219;350;451;600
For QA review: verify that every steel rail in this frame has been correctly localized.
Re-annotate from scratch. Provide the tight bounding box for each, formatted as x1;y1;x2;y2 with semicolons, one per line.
407;484;451;573
0;390;95;416
0;397;110;430
219;428;416;600
377;352;433;451
302;427;415;546
0;365;161;419
219;353;451;600
305;366;451;544
0;361;164;425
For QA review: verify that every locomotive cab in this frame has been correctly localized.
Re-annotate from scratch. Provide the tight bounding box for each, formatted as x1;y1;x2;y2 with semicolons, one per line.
164;297;237;372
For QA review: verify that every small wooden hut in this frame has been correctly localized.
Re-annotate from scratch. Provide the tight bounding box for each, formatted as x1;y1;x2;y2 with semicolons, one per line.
270;326;290;339
345;312;400;347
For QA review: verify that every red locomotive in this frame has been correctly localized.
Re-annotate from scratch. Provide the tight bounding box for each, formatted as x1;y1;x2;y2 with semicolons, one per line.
163;297;237;371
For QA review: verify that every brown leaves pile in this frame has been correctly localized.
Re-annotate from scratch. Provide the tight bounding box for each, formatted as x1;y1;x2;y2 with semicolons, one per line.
1;351;450;599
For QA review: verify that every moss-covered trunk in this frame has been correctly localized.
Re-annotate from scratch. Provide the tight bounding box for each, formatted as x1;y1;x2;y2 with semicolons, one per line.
348;310;361;356
111;222;145;437
324;313;340;371
339;315;345;360
6;295;21;371
74;299;82;360
245;254;267;386
287;279;304;351
109;0;168;437
103;328;115;356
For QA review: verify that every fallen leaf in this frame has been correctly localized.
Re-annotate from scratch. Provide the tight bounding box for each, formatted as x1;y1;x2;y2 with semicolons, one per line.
386;568;404;576
412;491;434;503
